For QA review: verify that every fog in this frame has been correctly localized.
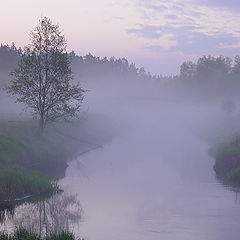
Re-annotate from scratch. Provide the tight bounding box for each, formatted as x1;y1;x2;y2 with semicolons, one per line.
2;46;240;239
57;72;240;239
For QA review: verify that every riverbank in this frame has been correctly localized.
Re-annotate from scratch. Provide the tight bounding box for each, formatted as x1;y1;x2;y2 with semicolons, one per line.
0;113;116;201
209;137;240;186
0;167;60;201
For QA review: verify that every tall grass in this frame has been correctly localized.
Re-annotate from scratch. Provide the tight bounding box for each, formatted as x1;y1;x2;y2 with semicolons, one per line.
0;228;77;240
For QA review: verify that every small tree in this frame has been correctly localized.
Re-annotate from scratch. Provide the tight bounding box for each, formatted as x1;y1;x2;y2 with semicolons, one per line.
7;17;84;133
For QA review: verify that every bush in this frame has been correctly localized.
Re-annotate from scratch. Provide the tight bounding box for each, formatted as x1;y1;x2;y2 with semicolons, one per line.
213;141;240;177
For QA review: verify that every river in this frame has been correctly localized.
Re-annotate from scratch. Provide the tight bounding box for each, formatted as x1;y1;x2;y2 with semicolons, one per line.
2;98;240;240
60;99;240;240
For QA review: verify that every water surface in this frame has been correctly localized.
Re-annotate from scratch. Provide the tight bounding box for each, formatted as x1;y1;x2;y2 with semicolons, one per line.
2;99;240;240
61;99;240;240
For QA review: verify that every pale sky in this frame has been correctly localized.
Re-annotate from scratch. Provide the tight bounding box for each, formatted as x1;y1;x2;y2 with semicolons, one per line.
1;0;240;75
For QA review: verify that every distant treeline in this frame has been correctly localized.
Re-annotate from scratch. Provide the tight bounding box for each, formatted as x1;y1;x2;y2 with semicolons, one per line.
179;55;240;82
1;43;240;97
0;43;171;84
0;43;20;71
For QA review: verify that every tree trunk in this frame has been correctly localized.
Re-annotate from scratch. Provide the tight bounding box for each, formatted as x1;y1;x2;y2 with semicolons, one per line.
39;115;44;134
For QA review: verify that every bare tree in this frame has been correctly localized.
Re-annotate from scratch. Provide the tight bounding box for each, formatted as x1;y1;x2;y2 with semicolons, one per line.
7;17;84;133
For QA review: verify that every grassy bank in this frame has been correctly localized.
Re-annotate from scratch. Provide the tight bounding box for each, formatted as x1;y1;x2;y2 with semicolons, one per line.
0;228;78;240
210;138;240;186
0;114;116;200
0;121;65;201
0;167;59;200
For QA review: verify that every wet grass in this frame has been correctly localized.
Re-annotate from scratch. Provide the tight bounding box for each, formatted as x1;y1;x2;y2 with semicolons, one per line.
0;228;78;240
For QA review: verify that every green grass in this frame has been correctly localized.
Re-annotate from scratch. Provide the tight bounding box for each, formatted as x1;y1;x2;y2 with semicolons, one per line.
0;117;114;175
0;119;84;201
0;120;79;178
0;135;33;165
0;115;115;201
0;228;77;240
0;166;59;200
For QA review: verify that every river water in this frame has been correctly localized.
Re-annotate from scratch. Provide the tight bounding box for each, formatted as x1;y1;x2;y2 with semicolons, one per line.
60;99;240;240
2;99;240;240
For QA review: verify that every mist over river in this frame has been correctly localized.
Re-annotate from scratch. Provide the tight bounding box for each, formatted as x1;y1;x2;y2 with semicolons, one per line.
59;96;240;240
2;6;240;239
1;88;240;240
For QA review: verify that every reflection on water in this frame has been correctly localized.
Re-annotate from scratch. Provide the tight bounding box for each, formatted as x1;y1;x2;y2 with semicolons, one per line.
0;202;14;223
0;192;83;237
0;193;53;224
222;185;240;204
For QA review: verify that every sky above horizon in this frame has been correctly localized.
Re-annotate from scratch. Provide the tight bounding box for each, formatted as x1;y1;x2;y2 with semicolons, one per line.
1;0;240;75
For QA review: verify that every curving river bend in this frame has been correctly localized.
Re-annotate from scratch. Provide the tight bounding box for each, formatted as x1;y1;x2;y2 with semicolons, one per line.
2;98;240;240
60;99;240;240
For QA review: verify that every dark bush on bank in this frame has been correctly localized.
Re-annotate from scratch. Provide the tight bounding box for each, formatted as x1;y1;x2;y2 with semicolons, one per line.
228;168;240;185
